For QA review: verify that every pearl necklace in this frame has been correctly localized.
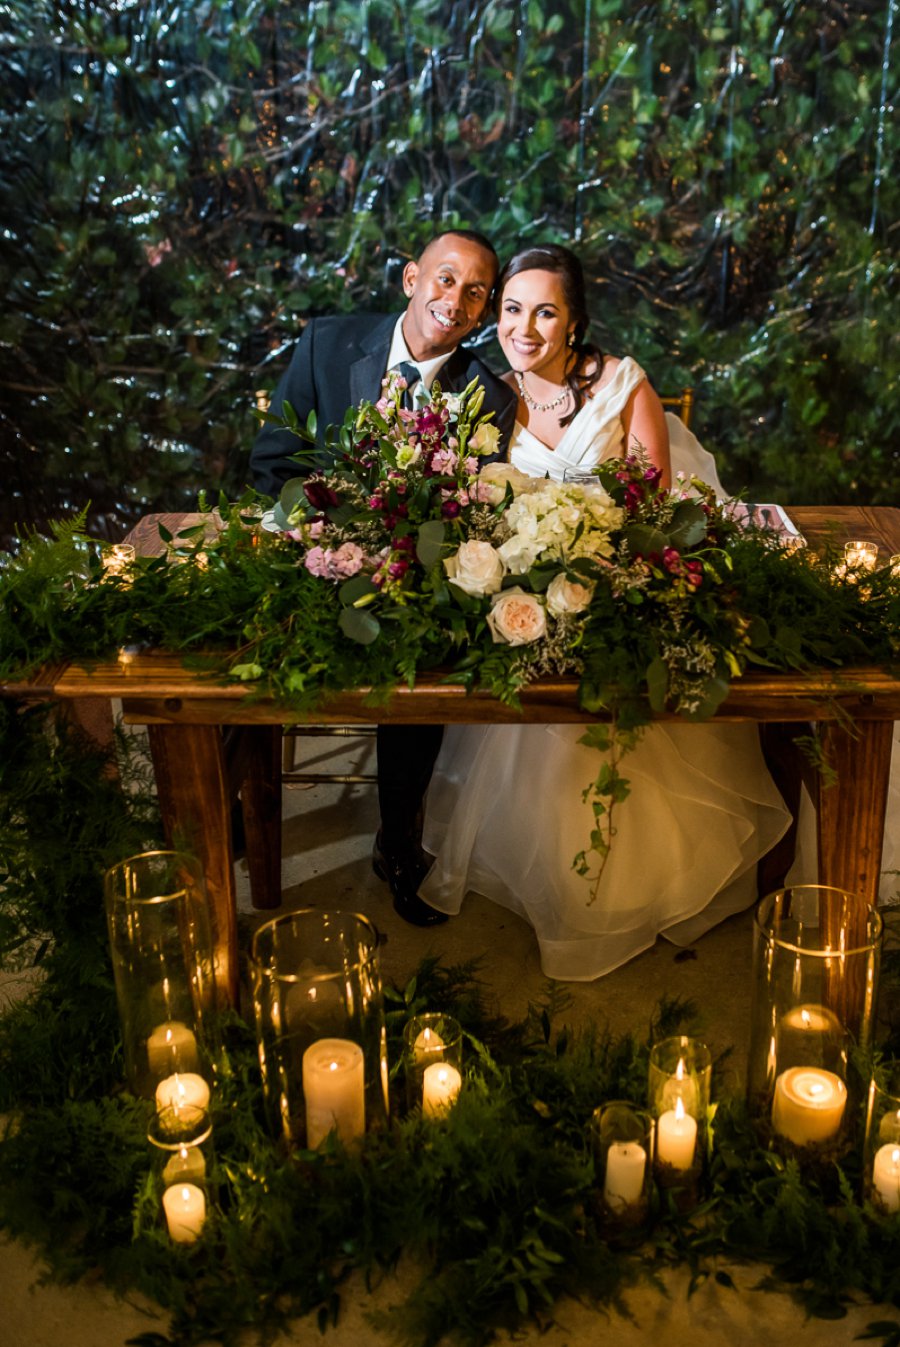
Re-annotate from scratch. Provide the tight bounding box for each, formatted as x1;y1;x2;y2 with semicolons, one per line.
514;370;571;413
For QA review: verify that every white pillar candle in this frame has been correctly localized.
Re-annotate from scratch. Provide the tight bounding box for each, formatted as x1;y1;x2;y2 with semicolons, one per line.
413;1026;445;1063
422;1062;462;1119
155;1072;211;1112
302;1038;365;1149
147;1021;199;1075
656;1098;698;1171
771;1067;847;1145
162;1182;206;1243
660;1057;698;1116
873;1146;900;1213
603;1141;647;1211
162;1144;207;1186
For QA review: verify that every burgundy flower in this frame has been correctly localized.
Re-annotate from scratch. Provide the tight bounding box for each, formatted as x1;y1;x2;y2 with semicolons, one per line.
416;408;446;439
388;559;409;579
305;479;342;511
662;547;682;574
441;499;462;519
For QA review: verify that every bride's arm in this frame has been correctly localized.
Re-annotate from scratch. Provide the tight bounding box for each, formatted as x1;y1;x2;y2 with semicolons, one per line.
620;380;671;489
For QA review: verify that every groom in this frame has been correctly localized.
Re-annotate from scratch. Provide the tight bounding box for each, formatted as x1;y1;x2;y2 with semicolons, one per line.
250;229;517;925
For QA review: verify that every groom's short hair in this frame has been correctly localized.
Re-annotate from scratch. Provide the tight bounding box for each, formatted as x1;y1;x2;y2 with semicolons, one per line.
418;228;499;269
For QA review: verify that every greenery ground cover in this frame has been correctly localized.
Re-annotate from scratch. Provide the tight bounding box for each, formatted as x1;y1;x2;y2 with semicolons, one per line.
5;705;900;1346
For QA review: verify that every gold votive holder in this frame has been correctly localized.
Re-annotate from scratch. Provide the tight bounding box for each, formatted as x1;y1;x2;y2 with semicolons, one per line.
403;1013;463;1116
843;540;879;572
101;542;136;579
590;1101;653;1229
148;1103;214;1244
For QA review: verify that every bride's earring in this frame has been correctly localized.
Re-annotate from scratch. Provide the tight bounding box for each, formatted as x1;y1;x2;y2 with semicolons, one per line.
567;331;576;347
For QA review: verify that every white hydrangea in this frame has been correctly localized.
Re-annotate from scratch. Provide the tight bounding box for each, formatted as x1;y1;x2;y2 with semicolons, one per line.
497;482;622;573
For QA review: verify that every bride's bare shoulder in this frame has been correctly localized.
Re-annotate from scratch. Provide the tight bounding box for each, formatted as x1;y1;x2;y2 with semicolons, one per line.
595;354;623;384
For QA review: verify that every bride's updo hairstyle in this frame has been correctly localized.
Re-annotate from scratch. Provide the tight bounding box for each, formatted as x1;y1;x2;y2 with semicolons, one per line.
497;243;605;427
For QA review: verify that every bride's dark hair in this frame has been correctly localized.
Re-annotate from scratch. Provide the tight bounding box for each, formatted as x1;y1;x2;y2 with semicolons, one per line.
497;243;604;427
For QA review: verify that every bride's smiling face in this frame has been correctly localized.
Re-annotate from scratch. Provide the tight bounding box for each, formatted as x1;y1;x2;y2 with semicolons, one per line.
498;269;576;381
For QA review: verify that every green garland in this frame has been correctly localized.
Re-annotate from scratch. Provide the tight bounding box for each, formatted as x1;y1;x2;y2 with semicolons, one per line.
3;709;900;1346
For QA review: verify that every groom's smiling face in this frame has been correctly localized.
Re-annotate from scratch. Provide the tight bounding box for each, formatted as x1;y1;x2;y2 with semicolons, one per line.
401;235;497;361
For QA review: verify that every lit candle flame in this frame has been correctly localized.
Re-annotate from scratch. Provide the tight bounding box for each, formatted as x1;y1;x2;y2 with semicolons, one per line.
675;1097;686;1122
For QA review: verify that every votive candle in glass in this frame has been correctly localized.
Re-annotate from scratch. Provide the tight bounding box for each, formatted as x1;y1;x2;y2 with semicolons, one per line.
843;540;879;572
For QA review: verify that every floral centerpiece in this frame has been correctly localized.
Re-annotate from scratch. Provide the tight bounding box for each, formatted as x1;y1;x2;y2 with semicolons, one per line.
2;373;899;882
247;369;751;724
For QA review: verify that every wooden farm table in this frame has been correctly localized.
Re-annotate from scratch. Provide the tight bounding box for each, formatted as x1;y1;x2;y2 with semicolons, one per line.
4;505;900;1007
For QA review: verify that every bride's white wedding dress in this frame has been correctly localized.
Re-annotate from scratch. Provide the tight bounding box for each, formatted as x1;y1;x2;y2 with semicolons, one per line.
418;357;792;980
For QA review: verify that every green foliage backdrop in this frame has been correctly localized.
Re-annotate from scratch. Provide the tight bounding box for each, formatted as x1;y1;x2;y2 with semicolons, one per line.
1;0;896;550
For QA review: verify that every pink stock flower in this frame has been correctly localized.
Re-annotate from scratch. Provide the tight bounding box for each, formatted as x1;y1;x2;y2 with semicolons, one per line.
303;542;365;581
331;542;365;576
304;547;332;578
430;447;459;475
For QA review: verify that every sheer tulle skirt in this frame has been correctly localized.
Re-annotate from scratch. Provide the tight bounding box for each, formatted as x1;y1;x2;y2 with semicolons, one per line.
420;722;792;981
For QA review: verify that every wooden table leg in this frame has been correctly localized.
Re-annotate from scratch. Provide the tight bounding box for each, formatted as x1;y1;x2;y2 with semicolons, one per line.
816;721;892;1042
817;720;893;906
147;723;239;1008
237;726;282;910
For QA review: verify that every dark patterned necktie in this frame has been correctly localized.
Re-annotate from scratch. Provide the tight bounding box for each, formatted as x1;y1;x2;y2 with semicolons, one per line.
394;360;421;410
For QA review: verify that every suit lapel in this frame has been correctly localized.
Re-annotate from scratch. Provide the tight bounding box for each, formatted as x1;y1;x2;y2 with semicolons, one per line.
349;315;398;405
439;348;472;393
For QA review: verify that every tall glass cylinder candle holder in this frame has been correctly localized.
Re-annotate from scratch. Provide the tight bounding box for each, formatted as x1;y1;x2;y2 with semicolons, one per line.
590;1101;654;1229
648;1036;711;1198
747;886;881;1152
148;1104;213;1244
104;851;218;1101
402;1013;463;1115
864;1076;900;1214
249;909;388;1148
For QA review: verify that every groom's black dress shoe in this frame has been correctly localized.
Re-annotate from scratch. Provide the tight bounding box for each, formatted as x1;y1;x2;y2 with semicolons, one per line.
372;833;448;928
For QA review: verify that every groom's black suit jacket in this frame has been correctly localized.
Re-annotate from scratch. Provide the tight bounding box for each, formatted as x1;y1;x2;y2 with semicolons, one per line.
249;311;517;852
250;312;517;497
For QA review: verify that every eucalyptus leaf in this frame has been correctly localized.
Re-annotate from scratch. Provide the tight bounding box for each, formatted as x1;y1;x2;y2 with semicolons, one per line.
339;605;380;644
339;574;378;606
416;519;446;569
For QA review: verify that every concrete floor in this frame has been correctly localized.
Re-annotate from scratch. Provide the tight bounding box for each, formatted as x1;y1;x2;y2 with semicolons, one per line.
2;732;895;1346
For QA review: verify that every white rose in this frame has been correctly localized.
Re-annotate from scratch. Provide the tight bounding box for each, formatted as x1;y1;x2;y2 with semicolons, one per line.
468;422;501;458
444;540;504;596
486;587;547;646
546;573;595;616
442;393;463;419
473;461;536;505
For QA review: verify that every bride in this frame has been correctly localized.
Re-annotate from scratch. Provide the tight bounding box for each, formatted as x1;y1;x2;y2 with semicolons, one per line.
418;243;792;981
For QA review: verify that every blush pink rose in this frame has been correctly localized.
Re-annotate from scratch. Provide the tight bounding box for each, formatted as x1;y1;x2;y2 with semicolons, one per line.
486;588;547;645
